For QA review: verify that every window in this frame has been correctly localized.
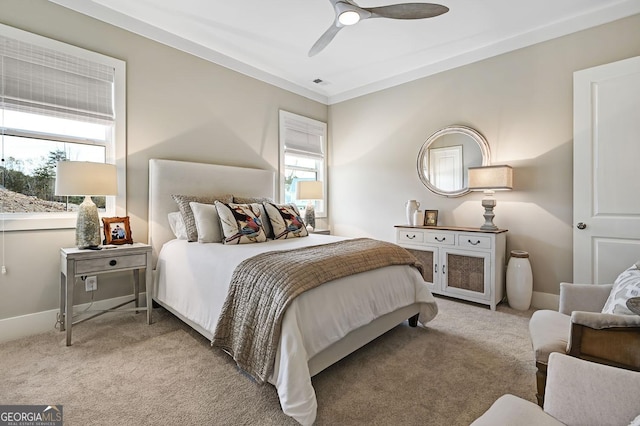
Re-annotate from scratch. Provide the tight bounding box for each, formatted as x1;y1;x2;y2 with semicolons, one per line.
279;110;327;217
0;24;126;231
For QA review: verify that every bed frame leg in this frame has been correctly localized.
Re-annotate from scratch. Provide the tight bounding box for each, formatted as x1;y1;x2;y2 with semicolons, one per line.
408;314;419;327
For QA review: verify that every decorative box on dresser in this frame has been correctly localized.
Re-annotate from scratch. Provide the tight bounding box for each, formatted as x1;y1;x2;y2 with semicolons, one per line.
395;226;508;310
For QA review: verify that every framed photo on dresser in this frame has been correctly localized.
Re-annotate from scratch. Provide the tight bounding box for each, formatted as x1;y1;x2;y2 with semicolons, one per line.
424;210;438;226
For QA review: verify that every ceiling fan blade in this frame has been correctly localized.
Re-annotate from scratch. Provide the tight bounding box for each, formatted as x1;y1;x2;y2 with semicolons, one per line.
365;3;449;19
308;24;343;57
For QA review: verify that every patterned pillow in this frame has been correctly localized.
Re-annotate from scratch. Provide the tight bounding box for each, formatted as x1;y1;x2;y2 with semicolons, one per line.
264;202;308;239
171;194;233;242
214;201;267;244
602;262;640;315
232;196;273;204
232;198;275;239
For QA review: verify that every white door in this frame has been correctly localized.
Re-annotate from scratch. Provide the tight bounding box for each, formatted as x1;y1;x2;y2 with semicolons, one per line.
573;56;640;283
429;146;463;191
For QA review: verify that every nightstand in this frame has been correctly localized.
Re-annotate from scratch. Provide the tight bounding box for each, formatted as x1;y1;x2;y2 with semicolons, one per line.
59;243;152;346
310;229;330;235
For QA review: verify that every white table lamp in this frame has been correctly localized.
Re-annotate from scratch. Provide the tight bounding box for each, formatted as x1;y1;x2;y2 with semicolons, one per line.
297;180;323;231
55;161;118;249
468;165;513;231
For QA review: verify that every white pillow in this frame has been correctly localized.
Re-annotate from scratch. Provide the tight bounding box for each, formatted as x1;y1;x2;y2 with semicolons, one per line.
167;212;187;240
602;262;640;315
189;202;224;243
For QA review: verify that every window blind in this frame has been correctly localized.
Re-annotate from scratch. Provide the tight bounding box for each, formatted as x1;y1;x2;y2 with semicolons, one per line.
282;115;324;158
0;34;115;124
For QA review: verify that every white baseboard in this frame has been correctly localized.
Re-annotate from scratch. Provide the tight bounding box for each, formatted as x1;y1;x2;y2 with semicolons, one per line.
531;291;559;310
0;293;147;344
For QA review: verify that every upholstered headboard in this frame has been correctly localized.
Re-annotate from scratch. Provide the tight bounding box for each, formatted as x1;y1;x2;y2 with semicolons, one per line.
148;159;276;266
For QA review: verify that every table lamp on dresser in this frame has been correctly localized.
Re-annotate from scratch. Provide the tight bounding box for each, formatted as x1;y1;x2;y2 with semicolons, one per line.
468;165;513;231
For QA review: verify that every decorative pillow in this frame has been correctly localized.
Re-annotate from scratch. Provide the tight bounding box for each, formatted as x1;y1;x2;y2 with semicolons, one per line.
263;202;308;239
167;212;187;240
214;201;267;244
171;194;233;242
232;196;273;204
189;202;224;243
602;262;640;315
233;198;275;237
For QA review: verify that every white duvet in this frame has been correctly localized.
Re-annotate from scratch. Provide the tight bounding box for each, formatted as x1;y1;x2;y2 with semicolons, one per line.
155;234;438;425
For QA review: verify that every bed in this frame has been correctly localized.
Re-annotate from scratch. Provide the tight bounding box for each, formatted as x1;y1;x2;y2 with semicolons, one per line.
148;159;438;425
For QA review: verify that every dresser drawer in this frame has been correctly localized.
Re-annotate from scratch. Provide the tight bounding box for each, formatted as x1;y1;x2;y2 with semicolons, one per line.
75;253;147;275
424;231;454;245
457;234;492;249
397;229;424;243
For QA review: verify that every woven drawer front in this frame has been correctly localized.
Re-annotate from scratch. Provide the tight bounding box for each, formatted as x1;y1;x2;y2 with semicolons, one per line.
446;254;485;293
406;248;434;283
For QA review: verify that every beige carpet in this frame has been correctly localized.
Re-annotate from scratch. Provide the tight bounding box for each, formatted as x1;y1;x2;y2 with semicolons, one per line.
0;297;536;425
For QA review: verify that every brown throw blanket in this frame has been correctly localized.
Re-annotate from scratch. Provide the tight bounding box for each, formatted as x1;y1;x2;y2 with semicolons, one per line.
211;238;424;384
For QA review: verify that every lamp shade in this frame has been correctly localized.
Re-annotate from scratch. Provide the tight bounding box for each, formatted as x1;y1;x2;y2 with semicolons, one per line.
55;161;118;196
297;180;323;200
468;165;513;191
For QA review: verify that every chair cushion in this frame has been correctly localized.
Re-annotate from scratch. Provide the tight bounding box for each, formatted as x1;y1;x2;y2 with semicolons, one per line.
529;310;571;364
545;353;640;426
470;394;562;426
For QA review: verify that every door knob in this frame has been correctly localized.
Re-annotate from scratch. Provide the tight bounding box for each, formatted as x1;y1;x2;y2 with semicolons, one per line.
577;222;587;230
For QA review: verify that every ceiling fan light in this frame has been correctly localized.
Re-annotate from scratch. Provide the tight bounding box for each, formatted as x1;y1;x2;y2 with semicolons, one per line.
338;10;360;25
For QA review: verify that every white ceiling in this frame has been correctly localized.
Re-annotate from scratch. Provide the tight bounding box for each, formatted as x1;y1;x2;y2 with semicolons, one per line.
50;0;640;105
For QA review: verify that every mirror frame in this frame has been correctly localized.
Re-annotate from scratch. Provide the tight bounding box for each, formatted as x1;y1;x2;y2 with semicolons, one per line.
417;125;491;197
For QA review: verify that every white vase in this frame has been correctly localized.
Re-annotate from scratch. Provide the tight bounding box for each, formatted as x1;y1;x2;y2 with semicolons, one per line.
506;250;533;310
413;210;424;227
406;200;420;225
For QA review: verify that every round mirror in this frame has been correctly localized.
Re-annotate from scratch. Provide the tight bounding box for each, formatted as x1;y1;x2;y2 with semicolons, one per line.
417;125;490;197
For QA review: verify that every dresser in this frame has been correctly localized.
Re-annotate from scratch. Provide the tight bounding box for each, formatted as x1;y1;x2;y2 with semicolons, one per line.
395;226;508;310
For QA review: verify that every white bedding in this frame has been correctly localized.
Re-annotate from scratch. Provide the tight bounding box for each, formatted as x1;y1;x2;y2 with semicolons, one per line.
155;234;438;425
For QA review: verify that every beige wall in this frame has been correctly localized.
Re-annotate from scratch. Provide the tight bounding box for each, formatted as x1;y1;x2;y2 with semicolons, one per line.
1;0;639;328
0;0;326;321
328;14;640;299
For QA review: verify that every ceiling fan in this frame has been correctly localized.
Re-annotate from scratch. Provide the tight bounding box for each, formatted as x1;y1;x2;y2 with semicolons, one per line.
309;0;449;56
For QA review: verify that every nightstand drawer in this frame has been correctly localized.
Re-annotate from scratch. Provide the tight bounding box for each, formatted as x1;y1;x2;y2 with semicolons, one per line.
397;229;424;243
457;234;492;249
75;253;147;274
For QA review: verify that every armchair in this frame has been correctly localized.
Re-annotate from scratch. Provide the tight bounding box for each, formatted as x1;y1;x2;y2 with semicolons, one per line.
471;352;640;426
528;282;640;406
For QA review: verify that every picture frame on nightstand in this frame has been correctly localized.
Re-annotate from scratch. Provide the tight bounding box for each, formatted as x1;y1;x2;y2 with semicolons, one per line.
102;216;133;245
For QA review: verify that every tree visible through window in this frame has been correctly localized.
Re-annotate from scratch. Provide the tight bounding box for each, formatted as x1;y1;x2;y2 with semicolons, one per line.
1;116;108;213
